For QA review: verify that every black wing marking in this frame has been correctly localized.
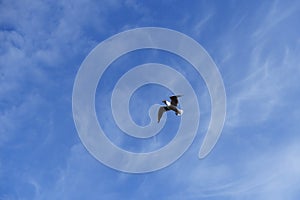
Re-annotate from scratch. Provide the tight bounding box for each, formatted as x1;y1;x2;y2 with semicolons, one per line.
169;95;182;106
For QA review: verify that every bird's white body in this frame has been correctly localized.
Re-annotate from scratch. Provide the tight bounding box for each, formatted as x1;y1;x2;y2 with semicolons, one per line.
164;100;171;106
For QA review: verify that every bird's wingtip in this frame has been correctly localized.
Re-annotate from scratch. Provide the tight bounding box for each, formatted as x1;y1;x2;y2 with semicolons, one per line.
171;94;183;98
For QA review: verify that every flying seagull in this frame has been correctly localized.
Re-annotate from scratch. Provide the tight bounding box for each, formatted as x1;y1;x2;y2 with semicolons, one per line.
157;95;183;123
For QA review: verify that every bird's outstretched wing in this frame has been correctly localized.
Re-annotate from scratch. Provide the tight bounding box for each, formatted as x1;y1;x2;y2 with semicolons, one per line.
170;95;183;106
158;106;167;123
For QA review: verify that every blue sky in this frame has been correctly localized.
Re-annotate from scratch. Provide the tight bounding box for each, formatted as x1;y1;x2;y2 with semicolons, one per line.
1;0;300;199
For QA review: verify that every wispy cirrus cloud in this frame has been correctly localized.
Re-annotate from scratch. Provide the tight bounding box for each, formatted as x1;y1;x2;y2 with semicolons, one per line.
159;135;300;199
252;0;300;40
222;0;300;128
0;1;123;199
1;0;300;199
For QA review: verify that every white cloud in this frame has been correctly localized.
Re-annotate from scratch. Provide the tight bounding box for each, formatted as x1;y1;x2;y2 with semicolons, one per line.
0;0;124;141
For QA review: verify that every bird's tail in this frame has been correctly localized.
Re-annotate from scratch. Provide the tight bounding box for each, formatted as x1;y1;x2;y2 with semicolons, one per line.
178;109;183;116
